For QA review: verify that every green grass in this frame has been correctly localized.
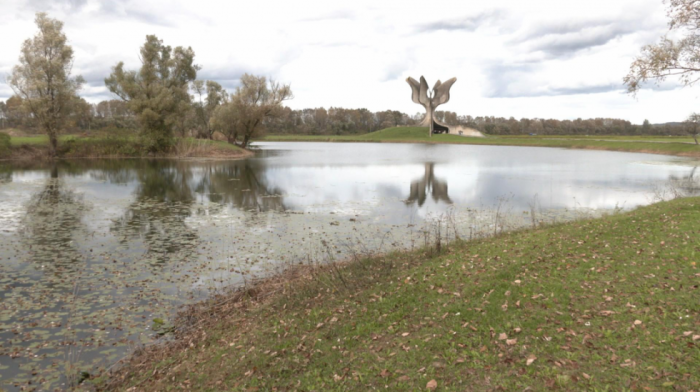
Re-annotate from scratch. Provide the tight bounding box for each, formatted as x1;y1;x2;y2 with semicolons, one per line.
8;134;78;146
109;197;700;391
261;127;700;157
2;133;247;158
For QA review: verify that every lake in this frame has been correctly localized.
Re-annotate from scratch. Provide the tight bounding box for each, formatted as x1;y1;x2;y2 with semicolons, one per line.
0;142;698;390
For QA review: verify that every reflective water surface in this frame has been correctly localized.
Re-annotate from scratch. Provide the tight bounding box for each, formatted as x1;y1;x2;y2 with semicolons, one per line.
0;142;698;390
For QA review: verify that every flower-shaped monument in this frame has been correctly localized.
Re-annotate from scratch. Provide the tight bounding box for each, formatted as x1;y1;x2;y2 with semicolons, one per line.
406;76;457;137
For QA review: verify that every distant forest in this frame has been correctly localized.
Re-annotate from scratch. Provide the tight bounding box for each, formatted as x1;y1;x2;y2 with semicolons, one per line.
0;96;689;137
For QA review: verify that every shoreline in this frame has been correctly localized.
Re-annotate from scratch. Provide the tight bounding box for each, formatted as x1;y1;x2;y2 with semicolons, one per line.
0;136;255;162
103;197;700;391
259;130;700;159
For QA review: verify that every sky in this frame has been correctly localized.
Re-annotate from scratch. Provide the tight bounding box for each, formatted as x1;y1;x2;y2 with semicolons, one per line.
0;0;696;124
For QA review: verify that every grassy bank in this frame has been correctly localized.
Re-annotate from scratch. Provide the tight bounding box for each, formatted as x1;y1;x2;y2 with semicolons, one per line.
0;132;251;160
261;127;700;158
107;197;700;391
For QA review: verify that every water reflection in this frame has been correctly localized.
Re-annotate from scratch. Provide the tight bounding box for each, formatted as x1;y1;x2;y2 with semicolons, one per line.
196;163;286;212
405;163;452;207
668;166;700;195
110;161;198;265
20;164;88;270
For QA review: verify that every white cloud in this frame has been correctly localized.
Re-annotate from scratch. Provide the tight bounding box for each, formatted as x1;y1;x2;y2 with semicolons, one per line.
0;0;694;123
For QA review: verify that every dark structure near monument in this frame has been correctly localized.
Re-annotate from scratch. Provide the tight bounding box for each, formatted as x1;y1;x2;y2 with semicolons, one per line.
432;121;449;134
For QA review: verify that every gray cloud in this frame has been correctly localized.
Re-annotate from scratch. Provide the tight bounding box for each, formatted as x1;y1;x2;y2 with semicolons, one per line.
97;0;175;27
483;63;622;98
512;16;659;57
484;62;680;98
416;9;504;33
24;0;88;12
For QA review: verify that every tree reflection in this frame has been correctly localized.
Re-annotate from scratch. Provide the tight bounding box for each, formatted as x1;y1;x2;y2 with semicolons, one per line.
195;161;286;212
111;160;198;265
404;163;452;207
0;163;11;184
669;166;700;196
20;164;88;272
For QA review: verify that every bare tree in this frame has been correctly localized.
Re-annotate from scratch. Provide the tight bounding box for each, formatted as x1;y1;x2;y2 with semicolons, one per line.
625;0;700;94
685;112;700;144
213;74;292;148
8;12;84;157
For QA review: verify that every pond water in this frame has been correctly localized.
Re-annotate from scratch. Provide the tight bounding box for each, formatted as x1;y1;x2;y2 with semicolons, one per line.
0;142;698;390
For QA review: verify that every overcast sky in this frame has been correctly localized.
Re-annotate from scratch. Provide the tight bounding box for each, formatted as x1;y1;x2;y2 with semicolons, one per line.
0;0;695;124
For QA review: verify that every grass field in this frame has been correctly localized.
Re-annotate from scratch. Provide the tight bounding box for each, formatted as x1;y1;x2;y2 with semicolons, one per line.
1;132;248;159
108;197;700;391
261;127;700;158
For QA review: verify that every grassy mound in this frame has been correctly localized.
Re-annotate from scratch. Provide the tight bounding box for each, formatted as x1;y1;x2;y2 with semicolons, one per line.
107;197;700;391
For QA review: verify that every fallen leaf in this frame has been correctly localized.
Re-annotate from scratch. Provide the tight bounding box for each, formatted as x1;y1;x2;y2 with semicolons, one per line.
683;331;693;337
633;320;642;325
582;373;590;379
506;339;517;346
499;333;508;340
526;355;537;366
693;335;700;341
514;327;522;333
402;332;410;337
426;379;438;390
514;280;521;285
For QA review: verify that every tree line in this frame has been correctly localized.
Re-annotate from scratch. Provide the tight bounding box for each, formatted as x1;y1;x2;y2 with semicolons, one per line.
2;12;291;156
3;95;694;139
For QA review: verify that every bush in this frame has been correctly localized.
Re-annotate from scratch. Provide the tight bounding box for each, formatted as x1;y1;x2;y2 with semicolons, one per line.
0;133;11;158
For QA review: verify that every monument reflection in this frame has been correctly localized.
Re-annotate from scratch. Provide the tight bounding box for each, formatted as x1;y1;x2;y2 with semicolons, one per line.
405;163;452;207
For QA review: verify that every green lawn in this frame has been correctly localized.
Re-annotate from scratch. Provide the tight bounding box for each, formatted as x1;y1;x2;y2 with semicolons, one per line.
8;134;78;146
260;127;700;158
2;133;246;158
108;197;700;391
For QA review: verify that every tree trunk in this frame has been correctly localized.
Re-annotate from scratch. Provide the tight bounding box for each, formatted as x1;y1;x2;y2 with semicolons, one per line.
226;131;238;145
48;130;58;158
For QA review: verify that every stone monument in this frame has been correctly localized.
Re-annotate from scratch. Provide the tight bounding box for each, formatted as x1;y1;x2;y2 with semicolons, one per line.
406;76;484;137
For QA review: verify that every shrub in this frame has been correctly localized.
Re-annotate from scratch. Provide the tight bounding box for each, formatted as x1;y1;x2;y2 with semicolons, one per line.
0;133;11;158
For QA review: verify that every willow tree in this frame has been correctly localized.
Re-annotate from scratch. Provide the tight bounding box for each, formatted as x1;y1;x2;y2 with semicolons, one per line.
209;101;240;144
192;80;227;139
212;74;291;148
8;12;84;157
105;35;198;153
625;0;700;94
